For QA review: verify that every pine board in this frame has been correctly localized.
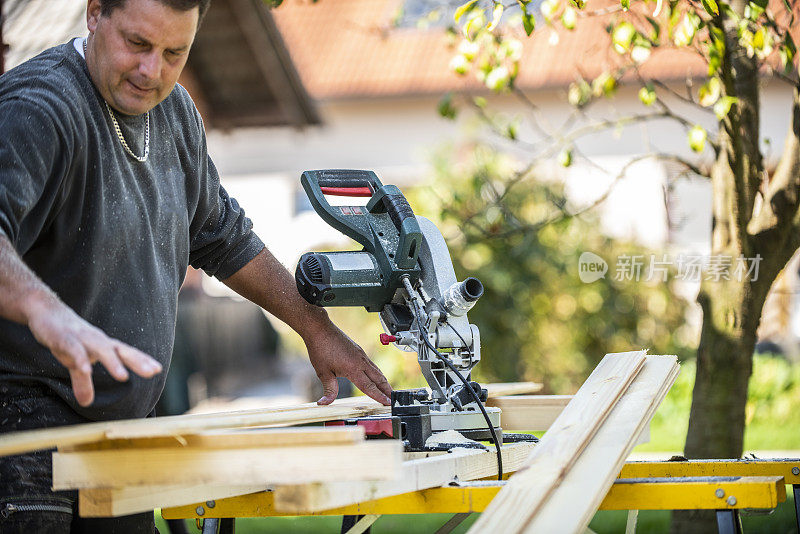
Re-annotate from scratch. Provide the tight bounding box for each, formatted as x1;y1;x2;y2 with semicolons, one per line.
273;442;536;513
525;355;679;533
466;350;647;533
53;441;402;489
486;395;572;431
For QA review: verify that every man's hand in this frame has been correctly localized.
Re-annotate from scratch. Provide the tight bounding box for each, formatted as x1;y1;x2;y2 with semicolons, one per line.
26;299;162;407
305;324;392;406
0;235;162;407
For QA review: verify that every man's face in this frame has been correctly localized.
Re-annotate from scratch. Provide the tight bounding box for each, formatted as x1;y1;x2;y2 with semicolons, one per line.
86;0;198;115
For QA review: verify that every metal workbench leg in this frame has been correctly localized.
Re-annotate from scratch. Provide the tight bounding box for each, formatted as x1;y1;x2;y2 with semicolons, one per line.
625;510;639;534
434;513;471;534
200;518;235;534
716;509;742;534
342;514;379;534
793;484;799;533
342;515;370;534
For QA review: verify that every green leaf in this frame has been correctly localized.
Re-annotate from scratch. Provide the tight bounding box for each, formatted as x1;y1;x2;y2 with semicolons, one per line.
485;66;511;91
673;12;701;47
487;3;504;31
473;96;487;108
621;0;630;9
507;121;519;140
558;148;573;167
571;0;586;8
612;22;636;53
698;77;722;107
701;0;719;16
522;11;536;35
714;96;738;119
638;84;657;106
438;92;458;120
562;7;577;29
463;10;487;39
780;34;797;72
449;54;470;75
592;72;617;97
540;0;559;22
455;0;478;22
645;16;661;41
688;125;707;152
568;80;592;107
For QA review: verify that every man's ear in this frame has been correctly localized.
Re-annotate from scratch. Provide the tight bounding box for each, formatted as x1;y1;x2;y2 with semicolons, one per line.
86;0;102;33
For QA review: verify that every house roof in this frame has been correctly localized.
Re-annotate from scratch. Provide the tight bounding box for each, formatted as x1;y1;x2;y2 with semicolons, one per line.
270;0;709;100
1;0;319;128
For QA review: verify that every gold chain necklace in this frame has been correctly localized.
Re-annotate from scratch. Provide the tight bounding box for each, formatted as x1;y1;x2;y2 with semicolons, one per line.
84;39;150;163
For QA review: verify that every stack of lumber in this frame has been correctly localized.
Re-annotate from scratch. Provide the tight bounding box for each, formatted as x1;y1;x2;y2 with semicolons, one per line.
66;426;401;517
468;351;679;534
0;382;543;518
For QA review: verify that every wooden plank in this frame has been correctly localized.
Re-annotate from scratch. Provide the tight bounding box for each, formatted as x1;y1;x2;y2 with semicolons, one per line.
466;351;647;534
484;382;543;396
525;355;679;533
486;395;572;431
106;397;387;439
0;382;541;457
273;442;536;513
53;441;402;490
62;426;365;452
79;484;266;517
0;397;386;457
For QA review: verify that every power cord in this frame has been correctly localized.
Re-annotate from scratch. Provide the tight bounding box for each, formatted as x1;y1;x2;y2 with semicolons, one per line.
404;286;503;481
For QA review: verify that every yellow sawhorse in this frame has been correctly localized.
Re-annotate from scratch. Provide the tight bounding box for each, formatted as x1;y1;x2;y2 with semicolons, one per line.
162;458;799;534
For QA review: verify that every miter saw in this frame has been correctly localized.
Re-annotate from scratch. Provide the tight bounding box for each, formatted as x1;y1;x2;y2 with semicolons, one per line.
295;170;535;460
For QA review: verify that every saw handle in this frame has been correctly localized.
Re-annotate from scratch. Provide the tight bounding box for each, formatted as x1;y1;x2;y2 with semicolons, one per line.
320;186;373;197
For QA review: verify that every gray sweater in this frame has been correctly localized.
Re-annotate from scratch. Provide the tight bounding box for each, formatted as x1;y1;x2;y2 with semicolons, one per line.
0;42;265;420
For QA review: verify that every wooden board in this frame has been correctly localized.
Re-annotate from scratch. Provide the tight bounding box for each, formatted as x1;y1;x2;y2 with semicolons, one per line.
525;355;679;533
273;442;536;513
484;382;543;396
486;395;572;431
0;382;533;457
62;426;365;452
53;441;402;489
466;351;647;534
0;397;386;457
79;484;267;517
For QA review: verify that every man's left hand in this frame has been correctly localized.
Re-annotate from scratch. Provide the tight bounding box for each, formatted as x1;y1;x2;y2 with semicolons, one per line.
305;325;392;406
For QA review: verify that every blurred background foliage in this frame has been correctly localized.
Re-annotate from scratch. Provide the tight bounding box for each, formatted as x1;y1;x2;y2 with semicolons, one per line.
637;353;800;453
410;141;693;393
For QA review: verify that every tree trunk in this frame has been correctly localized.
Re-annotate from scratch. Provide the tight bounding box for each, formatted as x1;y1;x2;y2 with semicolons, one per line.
685;282;762;460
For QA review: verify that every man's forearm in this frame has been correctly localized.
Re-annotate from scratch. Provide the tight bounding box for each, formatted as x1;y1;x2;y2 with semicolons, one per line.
223;247;392;405
222;247;332;340
0;234;162;406
0;234;61;326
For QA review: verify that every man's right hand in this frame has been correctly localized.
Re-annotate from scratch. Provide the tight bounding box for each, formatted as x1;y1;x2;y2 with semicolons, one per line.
26;299;162;407
0;235;162;407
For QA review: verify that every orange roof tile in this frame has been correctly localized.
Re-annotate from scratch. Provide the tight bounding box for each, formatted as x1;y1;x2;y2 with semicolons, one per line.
271;0;708;99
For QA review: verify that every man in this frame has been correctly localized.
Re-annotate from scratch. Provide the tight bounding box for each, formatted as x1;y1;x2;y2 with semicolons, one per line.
0;0;392;531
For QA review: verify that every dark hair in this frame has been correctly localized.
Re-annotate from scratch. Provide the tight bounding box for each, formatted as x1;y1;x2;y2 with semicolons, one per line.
98;0;211;22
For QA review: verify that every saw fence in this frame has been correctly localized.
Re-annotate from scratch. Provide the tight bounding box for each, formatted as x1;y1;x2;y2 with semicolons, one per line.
1;351;797;534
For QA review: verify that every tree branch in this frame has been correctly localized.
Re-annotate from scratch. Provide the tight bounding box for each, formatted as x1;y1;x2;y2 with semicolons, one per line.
750;85;800;244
